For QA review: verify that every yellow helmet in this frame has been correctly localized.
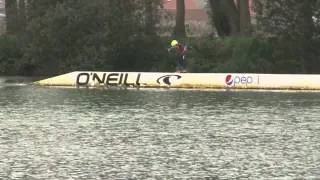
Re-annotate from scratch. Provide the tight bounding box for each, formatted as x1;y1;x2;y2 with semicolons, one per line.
171;40;178;47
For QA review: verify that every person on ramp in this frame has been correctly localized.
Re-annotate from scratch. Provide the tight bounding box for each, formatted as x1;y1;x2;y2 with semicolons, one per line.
168;40;189;73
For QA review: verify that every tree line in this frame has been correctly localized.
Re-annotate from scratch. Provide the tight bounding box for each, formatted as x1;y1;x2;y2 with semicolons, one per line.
1;0;320;76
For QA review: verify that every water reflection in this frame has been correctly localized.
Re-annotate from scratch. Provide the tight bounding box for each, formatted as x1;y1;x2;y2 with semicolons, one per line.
0;85;319;179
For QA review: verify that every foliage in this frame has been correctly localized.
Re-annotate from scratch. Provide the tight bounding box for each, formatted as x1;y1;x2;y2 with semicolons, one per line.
186;37;272;73
3;0;320;75
186;37;320;74
21;0;163;76
254;0;320;40
0;35;23;75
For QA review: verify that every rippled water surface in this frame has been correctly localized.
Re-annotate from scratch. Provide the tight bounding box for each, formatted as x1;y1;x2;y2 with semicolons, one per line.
0;78;319;179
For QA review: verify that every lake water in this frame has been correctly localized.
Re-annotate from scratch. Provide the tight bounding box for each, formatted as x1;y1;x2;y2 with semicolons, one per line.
0;77;319;179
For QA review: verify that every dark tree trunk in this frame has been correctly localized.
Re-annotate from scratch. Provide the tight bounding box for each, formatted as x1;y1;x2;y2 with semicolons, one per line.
208;0;230;36
222;0;240;36
173;0;186;38
5;0;19;34
239;0;251;35
208;0;252;37
145;0;155;35
19;0;27;31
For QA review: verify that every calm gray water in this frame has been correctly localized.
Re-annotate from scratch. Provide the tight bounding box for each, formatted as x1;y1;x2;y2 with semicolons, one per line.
0;77;319;180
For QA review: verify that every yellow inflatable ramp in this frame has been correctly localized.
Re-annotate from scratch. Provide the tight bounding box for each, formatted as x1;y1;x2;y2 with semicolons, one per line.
33;71;320;90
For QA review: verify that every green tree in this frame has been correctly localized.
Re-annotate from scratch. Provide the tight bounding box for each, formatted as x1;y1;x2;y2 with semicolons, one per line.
254;0;320;39
27;0;64;18
22;0;163;75
254;0;320;73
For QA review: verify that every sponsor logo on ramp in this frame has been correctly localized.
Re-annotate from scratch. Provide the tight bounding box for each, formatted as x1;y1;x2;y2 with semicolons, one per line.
225;74;259;87
225;75;233;86
157;75;182;86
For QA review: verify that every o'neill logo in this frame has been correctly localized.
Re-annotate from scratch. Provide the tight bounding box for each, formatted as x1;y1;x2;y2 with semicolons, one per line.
225;74;259;86
157;75;182;86
76;72;141;86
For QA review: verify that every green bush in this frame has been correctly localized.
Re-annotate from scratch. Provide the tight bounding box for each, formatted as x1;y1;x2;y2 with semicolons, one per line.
183;36;320;74
0;35;23;75
211;37;275;73
2;32;319;75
